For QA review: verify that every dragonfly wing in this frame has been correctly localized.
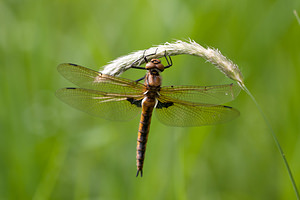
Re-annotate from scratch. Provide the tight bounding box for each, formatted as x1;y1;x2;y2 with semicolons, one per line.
160;83;241;105
155;97;239;127
56;88;143;121
57;63;144;94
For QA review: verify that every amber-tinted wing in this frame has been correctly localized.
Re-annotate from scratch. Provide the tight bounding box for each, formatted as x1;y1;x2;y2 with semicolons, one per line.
155;98;239;127
160;84;240;105
57;63;144;94
155;84;240;127
56;63;145;121
56;88;143;121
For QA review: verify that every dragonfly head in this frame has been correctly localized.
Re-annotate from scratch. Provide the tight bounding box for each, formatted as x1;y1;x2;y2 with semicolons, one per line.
145;59;165;72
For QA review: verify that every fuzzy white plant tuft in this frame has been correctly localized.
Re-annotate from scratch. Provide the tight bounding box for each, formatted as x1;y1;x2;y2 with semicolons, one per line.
101;40;245;88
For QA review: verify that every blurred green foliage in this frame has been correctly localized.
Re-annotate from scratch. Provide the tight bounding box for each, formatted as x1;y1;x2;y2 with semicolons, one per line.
1;0;300;199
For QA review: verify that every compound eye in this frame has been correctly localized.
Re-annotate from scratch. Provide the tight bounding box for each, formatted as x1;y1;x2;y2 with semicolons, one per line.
145;61;155;69
151;59;161;64
156;63;164;72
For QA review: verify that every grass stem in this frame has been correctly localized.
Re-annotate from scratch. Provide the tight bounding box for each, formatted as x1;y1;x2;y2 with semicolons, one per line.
294;10;300;25
241;84;299;200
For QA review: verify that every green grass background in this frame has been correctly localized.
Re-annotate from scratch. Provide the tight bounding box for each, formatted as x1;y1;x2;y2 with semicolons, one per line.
1;0;300;199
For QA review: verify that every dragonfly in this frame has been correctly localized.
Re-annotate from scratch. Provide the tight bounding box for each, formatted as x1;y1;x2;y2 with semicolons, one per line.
56;53;240;177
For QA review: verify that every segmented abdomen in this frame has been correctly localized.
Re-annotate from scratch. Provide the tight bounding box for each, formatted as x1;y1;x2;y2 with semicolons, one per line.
136;97;156;177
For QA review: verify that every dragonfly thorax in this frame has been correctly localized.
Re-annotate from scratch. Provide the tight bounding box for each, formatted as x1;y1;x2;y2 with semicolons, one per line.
145;69;162;90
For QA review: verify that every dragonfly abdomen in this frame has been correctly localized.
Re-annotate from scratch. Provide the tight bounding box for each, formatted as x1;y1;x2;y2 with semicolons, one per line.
136;97;156;177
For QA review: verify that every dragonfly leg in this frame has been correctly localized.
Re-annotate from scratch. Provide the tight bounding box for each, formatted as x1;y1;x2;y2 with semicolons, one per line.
130;50;147;69
163;50;173;69
130;48;158;70
135;75;146;82
143;48;158;63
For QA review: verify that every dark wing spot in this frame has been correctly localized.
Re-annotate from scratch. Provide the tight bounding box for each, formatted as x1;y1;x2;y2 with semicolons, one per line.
66;87;77;89
69;63;78;66
127;98;142;107
156;100;174;109
223;105;232;108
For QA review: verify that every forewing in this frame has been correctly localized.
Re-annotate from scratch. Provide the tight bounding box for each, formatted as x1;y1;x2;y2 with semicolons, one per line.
57;63;144;94
155;97;239;127
56;88;142;121
160;84;241;105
